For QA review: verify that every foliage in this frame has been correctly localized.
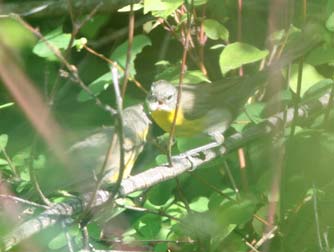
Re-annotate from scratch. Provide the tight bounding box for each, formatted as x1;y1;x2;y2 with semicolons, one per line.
1;0;334;252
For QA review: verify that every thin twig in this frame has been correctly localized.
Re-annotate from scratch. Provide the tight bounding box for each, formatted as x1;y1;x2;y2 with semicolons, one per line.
313;183;324;251
10;14;117;115
109;64;125;199
223;160;240;199
121;3;135;97
62;221;75;252
290;57;304;136
0;194;48;209
83;45;147;93
167;1;193;165
28;137;52;206
0;147;18;178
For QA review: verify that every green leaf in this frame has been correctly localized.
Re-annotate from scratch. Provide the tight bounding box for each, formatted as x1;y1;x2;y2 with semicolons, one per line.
176;135;211;153
33;27;86;61
0;158;8;165
48;228;80;250
144;0;183;18
189;196;209;213
154;243;168;252
135;214;162;238
80;15;109;39
215;198;257;225
33;154;46;170
326;12;334;32
118;3;143;12
288;63;325;97
302;79;333;100
0;19;36;49
244;103;265;124
110;34;151;75
12;151;30;166
155;62;210;84
219;42;268;75
0;134;8;149
305;46;334;65
203;19;229;41
193;0;208;5
77;72;111;102
78;35;151;101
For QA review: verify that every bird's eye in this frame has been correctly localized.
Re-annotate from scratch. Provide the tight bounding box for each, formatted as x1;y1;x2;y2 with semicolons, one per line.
166;95;173;101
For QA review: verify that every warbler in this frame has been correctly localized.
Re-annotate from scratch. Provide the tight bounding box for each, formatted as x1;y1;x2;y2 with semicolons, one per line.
146;22;324;140
68;104;151;185
37;104;151;193
146;74;267;140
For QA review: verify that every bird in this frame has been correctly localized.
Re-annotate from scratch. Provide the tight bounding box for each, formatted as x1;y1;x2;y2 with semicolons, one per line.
36;104;151;194
145;21;324;141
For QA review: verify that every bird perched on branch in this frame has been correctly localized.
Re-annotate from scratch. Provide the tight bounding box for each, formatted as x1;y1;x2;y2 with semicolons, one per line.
37;104;151;193
146;22;324;141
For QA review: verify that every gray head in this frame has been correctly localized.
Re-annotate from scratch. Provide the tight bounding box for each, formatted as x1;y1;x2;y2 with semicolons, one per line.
146;80;178;112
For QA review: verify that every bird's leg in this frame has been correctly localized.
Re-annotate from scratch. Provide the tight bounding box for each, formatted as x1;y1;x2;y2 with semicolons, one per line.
174;131;226;171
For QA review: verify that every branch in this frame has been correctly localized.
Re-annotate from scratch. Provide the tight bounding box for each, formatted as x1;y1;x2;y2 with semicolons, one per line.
0;0;140;18
1;90;332;251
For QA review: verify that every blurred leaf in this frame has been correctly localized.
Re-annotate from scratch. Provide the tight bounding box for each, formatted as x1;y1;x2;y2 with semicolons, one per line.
326;12;334;32
0;18;36;49
203;19;229;41
33;27;85;61
155;154;168;165
215;197;257;225
193;0;208;5
189;196;209;212
165;202;187;219
135;214;162;238
0;159;8;165
0;134;8;149
79;35;151;101
177;136;211;153
33;154;46;170
77;72;111;102
208;189;237;210
12;151;29;166
118;3;143;12
48;228;80;250
244;103;265;124
302;79;333;100
144;0;183;18
219;42;268;75
80;15;109;39
305;46;334;65
147;180;176;207
154;243;168;252
288;63;325;97
155;62;210;84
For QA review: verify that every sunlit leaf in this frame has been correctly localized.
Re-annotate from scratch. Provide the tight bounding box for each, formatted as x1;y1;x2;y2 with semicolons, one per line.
203;19;229;41
219;42;268;75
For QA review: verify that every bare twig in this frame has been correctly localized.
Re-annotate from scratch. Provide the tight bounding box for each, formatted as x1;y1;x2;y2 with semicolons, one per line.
83;45;147;93
167;1;193;165
0;194;47;209
121;3;135;97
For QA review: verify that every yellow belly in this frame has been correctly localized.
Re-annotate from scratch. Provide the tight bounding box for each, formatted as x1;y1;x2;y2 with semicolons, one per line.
151;109;203;137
